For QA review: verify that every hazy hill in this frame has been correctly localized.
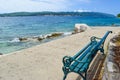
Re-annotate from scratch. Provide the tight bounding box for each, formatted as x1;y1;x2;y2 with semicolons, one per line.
0;12;115;18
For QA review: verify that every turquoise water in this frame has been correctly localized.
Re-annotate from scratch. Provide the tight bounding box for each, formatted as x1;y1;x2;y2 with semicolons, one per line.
0;16;120;54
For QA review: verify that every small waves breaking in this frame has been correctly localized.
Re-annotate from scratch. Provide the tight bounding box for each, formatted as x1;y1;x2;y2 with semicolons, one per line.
9;32;73;43
10;38;20;42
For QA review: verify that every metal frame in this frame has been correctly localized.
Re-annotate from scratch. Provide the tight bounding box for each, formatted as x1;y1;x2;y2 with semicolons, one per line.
62;31;112;80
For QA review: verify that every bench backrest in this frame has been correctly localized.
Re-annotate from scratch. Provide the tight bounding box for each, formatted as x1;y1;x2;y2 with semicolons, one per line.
70;41;98;71
73;31;112;60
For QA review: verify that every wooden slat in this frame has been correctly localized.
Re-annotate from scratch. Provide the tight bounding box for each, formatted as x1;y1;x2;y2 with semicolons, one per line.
87;53;101;80
93;54;105;80
72;53;105;80
78;53;106;80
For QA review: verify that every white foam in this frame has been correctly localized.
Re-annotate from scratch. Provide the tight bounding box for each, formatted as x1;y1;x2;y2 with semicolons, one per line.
44;34;52;38
10;38;20;42
63;32;72;36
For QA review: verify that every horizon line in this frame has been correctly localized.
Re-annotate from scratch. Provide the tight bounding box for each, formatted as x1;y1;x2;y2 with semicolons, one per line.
0;11;116;16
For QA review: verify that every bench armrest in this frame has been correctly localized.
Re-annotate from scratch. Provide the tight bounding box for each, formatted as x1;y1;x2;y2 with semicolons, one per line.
63;56;73;67
74;59;89;63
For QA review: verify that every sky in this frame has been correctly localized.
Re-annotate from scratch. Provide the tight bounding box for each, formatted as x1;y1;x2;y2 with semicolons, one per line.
0;0;120;15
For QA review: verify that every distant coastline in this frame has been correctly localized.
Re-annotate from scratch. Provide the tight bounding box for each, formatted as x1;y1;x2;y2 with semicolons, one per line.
0;12;115;17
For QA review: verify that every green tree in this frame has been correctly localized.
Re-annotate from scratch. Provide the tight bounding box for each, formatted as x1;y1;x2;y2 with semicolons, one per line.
117;14;120;17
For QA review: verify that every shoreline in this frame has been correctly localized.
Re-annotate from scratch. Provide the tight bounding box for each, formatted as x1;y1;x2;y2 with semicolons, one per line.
0;27;120;80
1;26;120;56
0;31;72;54
0;26;115;55
1;26;119;54
0;26;117;57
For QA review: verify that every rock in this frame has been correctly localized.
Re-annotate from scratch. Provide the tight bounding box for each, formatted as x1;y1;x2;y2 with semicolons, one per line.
51;33;63;37
74;24;91;33
72;32;76;34
103;33;120;80
32;35;45;41
19;37;28;42
18;32;63;42
0;53;3;55
37;37;44;41
19;36;45;42
47;32;63;38
110;32;120;46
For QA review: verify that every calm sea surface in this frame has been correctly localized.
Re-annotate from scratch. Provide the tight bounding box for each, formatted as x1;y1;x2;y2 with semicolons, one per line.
0;16;120;54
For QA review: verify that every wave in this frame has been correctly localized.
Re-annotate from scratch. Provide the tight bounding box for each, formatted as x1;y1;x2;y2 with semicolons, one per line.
9;32;73;42
63;32;72;36
10;38;20;42
0;31;73;54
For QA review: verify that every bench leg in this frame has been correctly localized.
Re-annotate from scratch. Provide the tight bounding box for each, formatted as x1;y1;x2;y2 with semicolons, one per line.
79;72;87;80
62;67;69;80
100;48;104;54
63;74;67;80
99;44;104;55
85;72;87;80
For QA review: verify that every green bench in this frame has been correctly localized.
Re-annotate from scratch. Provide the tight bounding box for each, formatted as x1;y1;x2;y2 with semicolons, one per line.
62;31;112;80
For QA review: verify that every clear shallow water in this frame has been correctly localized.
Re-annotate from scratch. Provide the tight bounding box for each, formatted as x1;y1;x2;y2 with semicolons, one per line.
0;16;120;54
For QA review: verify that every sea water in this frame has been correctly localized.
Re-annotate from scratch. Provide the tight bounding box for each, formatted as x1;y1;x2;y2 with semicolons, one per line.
0;16;120;54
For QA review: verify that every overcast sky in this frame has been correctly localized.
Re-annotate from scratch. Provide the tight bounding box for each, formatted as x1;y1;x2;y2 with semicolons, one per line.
0;0;120;15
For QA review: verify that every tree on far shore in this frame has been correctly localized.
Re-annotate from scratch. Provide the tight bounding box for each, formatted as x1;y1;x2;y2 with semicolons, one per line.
117;14;120;17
